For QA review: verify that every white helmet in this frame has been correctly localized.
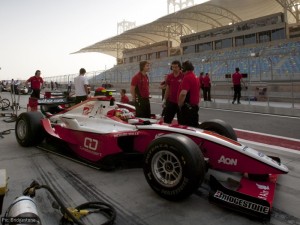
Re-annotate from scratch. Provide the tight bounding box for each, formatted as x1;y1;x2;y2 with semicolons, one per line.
115;108;135;121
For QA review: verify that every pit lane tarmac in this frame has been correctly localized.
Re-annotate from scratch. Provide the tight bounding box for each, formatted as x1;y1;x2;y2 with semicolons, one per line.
1;93;300;225
1;133;298;225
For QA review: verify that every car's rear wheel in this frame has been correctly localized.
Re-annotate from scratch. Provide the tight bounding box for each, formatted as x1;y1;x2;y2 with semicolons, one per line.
143;134;206;201
15;112;45;147
199;119;237;141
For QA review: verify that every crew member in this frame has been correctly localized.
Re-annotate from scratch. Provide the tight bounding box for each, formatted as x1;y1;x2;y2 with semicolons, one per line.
177;61;200;127
120;89;129;104
232;67;246;104
203;73;211;101
26;70;44;98
130;61;151;118
162;60;183;123
74;68;89;104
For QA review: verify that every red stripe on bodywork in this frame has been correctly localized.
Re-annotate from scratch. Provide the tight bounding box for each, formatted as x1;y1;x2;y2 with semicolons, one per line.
203;130;242;146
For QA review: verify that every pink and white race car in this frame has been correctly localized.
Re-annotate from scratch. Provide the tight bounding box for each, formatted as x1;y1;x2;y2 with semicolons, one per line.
15;93;288;220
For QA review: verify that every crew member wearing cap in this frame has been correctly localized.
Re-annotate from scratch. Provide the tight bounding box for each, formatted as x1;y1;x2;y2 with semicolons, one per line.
177;61;200;127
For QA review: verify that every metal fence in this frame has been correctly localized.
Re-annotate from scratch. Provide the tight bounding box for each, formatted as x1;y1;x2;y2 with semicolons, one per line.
42;44;300;110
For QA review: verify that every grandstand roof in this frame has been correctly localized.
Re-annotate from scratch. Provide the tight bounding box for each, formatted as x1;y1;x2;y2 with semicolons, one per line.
75;0;298;58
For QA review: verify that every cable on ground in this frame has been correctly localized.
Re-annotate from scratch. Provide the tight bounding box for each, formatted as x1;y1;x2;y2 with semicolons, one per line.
0;129;14;139
23;180;116;225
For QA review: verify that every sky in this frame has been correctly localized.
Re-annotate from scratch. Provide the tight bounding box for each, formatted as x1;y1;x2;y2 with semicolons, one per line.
0;0;205;80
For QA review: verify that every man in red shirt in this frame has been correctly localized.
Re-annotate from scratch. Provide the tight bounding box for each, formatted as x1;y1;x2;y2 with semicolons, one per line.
26;70;44;98
130;61;151;118
177;61;200;127
232;67;245;104
203;73;211;101
162;60;183;123
120;89;129;104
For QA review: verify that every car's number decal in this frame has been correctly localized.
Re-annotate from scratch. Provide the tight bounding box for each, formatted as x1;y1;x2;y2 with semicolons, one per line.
84;137;98;151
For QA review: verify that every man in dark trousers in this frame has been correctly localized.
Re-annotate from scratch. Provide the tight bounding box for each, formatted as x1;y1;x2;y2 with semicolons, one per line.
162;60;183;124
177;61;200;127
130;61;151;118
67;81;72;93
26;70;44;98
232;67;245;104
74;68;89;104
203;72;211;101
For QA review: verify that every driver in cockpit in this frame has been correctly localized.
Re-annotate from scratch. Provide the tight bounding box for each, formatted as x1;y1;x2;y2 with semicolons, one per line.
115;108;135;121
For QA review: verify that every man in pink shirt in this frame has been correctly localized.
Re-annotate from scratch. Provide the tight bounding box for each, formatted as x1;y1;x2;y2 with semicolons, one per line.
232;67;245;104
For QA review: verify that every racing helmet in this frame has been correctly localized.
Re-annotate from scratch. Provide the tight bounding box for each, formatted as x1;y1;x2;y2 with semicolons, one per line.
94;87;106;96
115;108;135;121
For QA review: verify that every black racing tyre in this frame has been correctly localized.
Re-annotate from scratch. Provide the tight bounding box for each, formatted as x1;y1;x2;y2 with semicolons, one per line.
40;105;52;116
198;119;237;141
143;134;206;201
15;112;45;147
1;98;10;109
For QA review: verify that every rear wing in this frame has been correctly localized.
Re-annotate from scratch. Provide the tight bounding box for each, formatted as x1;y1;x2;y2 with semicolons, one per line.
37;98;72;105
39;91;75;105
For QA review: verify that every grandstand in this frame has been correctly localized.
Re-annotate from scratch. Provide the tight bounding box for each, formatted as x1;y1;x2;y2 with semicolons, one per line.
48;0;300;106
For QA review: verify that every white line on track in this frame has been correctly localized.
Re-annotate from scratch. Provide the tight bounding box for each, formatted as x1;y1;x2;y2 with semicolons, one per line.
152;101;300;154
199;106;300;120
235;128;300;142
239;138;300;155
152;101;300;119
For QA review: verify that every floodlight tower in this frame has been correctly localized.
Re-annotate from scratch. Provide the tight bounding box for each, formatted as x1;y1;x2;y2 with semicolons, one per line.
167;0;194;14
117;20;136;34
116;20;136;64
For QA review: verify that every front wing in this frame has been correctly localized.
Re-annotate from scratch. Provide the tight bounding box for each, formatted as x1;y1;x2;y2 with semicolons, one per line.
209;174;278;220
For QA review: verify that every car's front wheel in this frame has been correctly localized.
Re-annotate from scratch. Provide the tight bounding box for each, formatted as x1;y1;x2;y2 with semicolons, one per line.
15;112;45;147
143;134;206;201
